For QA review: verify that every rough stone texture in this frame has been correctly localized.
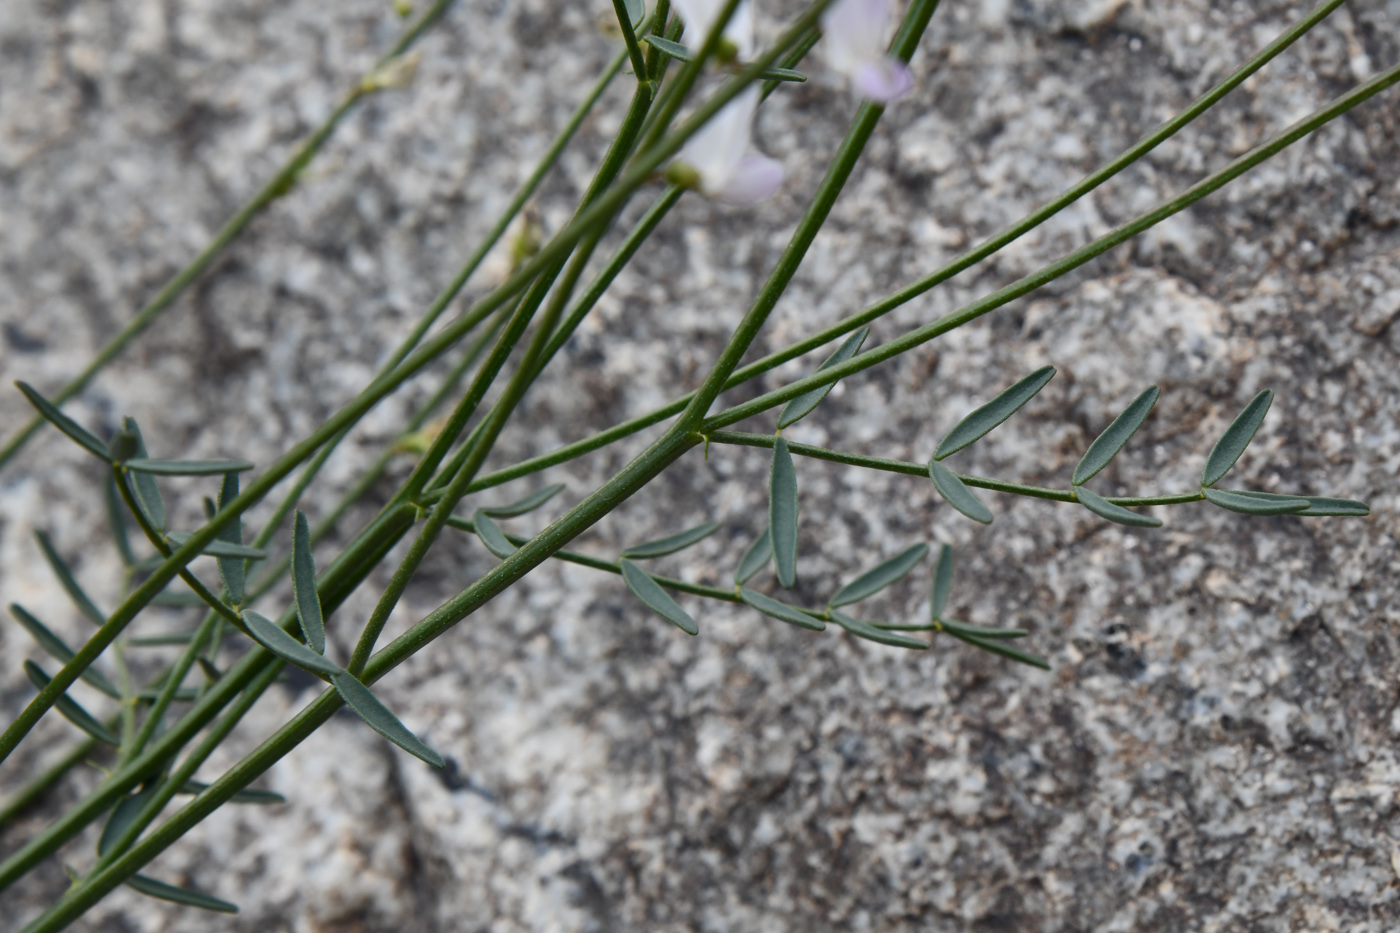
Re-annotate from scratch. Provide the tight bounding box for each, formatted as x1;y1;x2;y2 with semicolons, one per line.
2;0;1399;930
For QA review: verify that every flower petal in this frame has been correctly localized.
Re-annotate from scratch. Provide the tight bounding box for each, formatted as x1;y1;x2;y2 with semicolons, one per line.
853;57;913;103
672;0;755;59
821;0;891;72
713;154;784;204
679;85;759;193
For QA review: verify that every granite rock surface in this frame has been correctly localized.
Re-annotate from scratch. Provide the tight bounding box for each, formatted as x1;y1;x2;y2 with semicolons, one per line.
2;0;1399;930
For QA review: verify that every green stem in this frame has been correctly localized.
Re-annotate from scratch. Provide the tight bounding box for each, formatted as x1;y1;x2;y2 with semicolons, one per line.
434;0;1354;495
0;0;459;476
611;0;651;80
88;654;285;878
0;737;98;829
703;59;1400;432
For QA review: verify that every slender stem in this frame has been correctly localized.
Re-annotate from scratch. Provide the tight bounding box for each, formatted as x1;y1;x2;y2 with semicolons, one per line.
112;470;242;628
537;186;685;374
677;0;944;431
0;0;460;476
403;70;657;504
434;0;1355;495
703;60;1400;432
353;73;660;669
88;653;284;877
611;0;651;79
122;610;221;767
0;736;98;829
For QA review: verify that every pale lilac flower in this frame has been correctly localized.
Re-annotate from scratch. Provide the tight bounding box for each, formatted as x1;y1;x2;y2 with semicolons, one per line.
670;0;756;60
675;86;783;205
820;0;913;103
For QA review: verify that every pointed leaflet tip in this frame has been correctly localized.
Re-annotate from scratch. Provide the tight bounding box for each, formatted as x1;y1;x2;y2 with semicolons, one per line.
1294;496;1369;517
738;587;826;631
1073;386;1159;486
15;381;110;459
121;418;167;532
769;438;799;588
23;660;120;746
828;543;928;609
1073;485;1162;528
332;672;445;769
9;603;121;698
1202;390;1272;488
478;483;566;518
830;610;928;649
621;521;720;560
35;530;107;626
620;559;699;635
934;366;1055;461
291;511;325;654
942;626;1050;669
928;461;992;525
777;328;869;429
125;875;239;914
1201;487;1311;516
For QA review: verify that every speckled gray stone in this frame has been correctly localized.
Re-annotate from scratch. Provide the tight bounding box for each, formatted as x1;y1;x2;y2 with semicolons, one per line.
3;0;1399;930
